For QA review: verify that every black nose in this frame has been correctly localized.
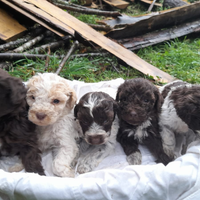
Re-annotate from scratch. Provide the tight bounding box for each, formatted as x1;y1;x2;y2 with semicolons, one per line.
130;111;137;117
36;113;47;120
88;135;104;145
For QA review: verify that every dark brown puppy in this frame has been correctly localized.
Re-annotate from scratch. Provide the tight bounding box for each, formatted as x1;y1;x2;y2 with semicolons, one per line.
116;78;172;165
0;69;44;175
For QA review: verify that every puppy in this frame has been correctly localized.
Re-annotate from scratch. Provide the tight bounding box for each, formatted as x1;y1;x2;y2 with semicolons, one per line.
0;69;44;175
116;78;172;165
74;91;119;173
159;80;200;159
26;73;80;177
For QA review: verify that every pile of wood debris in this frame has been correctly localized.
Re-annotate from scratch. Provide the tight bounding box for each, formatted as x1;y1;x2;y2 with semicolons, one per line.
0;0;200;82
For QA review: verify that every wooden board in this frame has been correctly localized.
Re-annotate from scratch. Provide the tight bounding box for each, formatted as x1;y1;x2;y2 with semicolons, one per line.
140;0;162;7
105;1;200;39
0;8;26;42
0;0;175;83
1;0;65;37
103;0;129;9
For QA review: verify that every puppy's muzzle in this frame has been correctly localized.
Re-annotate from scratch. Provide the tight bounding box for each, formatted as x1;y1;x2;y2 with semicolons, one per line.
87;135;105;145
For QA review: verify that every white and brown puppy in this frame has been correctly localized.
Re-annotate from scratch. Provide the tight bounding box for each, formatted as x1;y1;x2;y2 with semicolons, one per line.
26;73;80;177
159;80;199;159
116;78;172;165
74;91;119;173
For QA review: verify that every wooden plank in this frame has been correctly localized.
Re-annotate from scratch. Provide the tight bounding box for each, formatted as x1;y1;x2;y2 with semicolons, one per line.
140;0;162;7
1;0;74;37
2;0;175;83
103;0;129;9
0;8;26;42
1;0;65;37
105;1;200;39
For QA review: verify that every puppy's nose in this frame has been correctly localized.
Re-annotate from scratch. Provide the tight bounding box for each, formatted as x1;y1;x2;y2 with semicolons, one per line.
88;135;103;145
36;113;47;120
130;111;137;117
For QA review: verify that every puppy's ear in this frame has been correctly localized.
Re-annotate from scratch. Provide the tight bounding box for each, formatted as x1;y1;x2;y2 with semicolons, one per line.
67;89;77;110
7;77;26;105
74;103;79;118
154;89;164;113
116;87;121;102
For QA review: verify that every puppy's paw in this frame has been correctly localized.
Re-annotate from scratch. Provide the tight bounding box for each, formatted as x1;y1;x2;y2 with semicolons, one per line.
77;156;98;174
163;144;175;159
127;151;142;165
53;164;75;177
9;163;24;172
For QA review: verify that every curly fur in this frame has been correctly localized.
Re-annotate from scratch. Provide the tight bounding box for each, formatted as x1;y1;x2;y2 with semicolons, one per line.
26;73;80;177
74;91;119;173
0;69;44;175
159;80;200;158
116;78;172;165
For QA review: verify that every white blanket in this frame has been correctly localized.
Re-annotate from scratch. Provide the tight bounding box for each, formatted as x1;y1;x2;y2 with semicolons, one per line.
0;78;200;200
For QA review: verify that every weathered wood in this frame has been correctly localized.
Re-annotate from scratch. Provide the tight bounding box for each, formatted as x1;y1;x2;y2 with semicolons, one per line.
140;0;162;7
1;0;175;82
102;0;129;9
118;19;200;50
163;0;188;8
0;0;68;37
105;1;200;39
0;8;26;42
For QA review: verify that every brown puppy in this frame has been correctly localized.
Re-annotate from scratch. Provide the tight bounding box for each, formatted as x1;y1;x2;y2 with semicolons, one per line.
116;78;172;165
0;69;44;175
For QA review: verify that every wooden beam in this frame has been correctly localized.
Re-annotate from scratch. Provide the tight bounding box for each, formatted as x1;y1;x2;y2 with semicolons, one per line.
0;8;26;42
0;0;175;82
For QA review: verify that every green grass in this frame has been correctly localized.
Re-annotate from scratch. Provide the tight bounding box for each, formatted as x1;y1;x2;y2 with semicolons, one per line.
9;36;200;84
9;53;144;82
137;37;200;83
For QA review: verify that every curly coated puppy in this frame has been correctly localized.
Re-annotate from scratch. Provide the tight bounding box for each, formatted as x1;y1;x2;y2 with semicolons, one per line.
159;80;200;159
116;78;172;165
74;91;119;173
26;73;80;177
0;69;44;175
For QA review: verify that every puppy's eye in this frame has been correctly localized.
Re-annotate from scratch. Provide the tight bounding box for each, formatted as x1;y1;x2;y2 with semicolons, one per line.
80;121;88;125
53;99;60;104
31;95;35;100
143;99;149;103
120;97;127;102
103;120;109;124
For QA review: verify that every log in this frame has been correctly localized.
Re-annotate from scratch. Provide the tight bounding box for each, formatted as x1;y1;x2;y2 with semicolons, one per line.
52;2;121;17
163;0;188;8
104;1;200;39
118;19;200;50
26;36;71;54
12;33;46;53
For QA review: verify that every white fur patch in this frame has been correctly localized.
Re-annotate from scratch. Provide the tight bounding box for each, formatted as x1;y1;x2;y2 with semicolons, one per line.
83;94;100;117
127;119;151;143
